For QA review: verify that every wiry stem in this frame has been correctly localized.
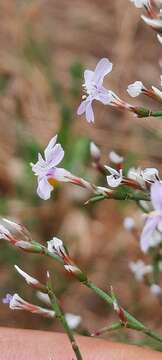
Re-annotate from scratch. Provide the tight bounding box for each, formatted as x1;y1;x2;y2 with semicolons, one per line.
48;287;83;360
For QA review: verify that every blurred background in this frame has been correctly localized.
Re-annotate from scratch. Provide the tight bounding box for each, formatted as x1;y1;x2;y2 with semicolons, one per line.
0;0;162;350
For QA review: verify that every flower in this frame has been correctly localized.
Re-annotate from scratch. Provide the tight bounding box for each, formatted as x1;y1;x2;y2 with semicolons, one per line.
140;181;162;252
31;135;71;200
141;15;162;30
123;217;135;231
47;237;67;257
3;293;55;318
150;284;161;296
90;142;101;162
127;81;144;97
14;265;40;287
109;151;123;164
105;166;123;188
77;58;113;123
65;313;81;330
129;260;153;281
130;0;150;8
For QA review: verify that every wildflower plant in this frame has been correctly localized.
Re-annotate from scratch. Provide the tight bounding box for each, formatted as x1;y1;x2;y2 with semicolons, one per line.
2;1;162;359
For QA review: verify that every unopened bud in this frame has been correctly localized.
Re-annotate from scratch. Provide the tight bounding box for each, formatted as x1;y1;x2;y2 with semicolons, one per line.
90;142;101;162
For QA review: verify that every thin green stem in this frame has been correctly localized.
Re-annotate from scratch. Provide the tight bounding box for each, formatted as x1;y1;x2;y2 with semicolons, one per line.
48;289;83;360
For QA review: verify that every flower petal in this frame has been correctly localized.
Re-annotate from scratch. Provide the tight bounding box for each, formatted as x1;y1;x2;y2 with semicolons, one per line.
84;70;94;84
51;168;72;182
44;136;57;161
96;87;113;104
37;177;53;200
151;181;162;211
85;102;94;123
47;144;64;167
94;58;113;85
77;100;88;116
140;217;158;253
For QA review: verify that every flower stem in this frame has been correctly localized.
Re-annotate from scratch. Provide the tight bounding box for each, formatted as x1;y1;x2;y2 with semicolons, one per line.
48;288;83;360
86;280;162;343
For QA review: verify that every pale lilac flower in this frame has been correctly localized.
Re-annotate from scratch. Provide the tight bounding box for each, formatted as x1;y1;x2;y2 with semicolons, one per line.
123;217;135;231
109;151;123;164
77;58;113;123
141;168;160;183
150;284;161;296
140;181;162;252
127;81;144;97
31;135;70;200
129;260;153;281
105;166;123;188
3;293;54;318
65;313;81;330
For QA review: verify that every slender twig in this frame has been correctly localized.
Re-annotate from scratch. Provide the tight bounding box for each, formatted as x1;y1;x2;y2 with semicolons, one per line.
47;283;83;360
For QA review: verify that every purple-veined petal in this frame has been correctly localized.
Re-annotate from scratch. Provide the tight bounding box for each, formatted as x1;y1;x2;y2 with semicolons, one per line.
47;144;64;167
151;181;162;211
94;58;113;85
85;102;94;123
37;177;53;200
140;217;158;253
44;136;57;160
84;70;94;84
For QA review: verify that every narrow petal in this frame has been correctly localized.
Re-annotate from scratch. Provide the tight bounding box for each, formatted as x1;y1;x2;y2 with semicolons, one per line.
44;136;57;160
140;217;158;253
151;181;162;211
94;58;113;85
84;70;94;84
47;144;64;167
85;102;94;123
77;100;89;116
37;177;53;200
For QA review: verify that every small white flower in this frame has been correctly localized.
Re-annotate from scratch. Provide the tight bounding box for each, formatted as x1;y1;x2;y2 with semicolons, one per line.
158;34;162;45
109;151;123;164
127;167;145;188
123;217;135;231
0;224;12;241
47;237;66;257
14;265;39;286
152;86;162;100
90;142;101;161
127;81;144;97
37;292;51;306
130;0;150;8
64;264;79;273
2;218;22;233
129;260;153;281
141;168;160;183
65;313;81;330
105;166;123;188
150;284;161;296
141;15;162;30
